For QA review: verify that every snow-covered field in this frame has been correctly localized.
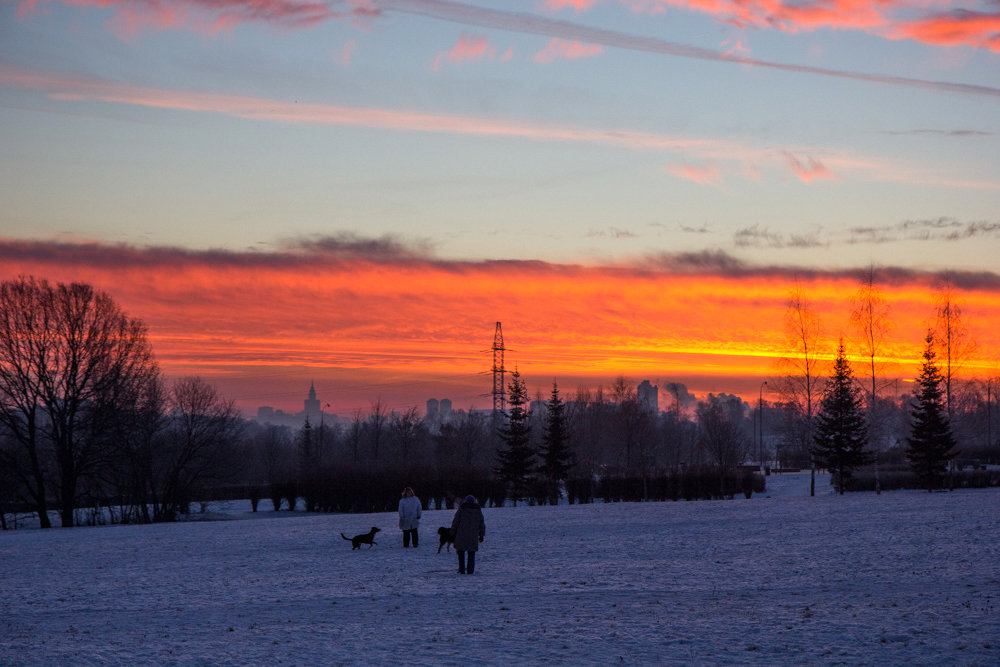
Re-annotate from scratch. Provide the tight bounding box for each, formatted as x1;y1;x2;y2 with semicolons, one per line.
2;474;999;665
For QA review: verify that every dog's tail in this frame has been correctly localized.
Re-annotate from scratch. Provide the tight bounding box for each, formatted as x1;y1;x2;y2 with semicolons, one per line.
340;533;351;541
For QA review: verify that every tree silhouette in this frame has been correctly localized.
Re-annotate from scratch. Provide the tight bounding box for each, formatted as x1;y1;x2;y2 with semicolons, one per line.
697;396;751;497
850;263;891;493
539;381;573;503
907;332;959;491
778;284;824;496
0;277;158;527
494;369;534;504
934;280;976;420
812;340;869;494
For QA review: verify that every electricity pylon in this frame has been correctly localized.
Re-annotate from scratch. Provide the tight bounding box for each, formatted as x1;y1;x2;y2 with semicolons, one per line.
492;321;506;415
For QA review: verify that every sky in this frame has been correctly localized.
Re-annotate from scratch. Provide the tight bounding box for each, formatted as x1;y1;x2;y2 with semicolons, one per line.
1;0;999;416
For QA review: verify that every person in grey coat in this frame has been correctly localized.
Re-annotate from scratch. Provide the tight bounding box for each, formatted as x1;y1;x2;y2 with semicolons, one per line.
398;486;422;548
450;495;486;574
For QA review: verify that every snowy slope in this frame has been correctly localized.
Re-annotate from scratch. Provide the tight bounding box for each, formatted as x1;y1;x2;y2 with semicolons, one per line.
2;475;998;665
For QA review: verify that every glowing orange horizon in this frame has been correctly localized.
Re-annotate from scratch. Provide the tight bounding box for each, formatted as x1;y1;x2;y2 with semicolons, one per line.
2;245;998;413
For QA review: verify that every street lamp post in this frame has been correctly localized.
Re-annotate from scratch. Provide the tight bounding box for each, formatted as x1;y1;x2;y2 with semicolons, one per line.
319;402;331;466
759;380;768;472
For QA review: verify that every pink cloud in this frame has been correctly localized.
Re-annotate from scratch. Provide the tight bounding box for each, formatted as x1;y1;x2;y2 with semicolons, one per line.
6;65;986;189
534;38;604;63
629;1;1000;51
543;0;602;11
432;32;496;70
16;0;354;38
338;39;357;66
783;152;836;183
634;0;889;32
721;37;751;58
664;162;722;185
14;0;1000;53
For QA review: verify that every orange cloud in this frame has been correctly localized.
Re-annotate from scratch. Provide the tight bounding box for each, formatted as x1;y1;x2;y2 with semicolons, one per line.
628;0;1000;51
893;10;1000;50
3;238;998;413
534;38;604;63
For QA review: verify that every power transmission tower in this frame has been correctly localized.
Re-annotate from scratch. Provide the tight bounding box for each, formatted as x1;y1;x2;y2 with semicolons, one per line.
492;321;506;415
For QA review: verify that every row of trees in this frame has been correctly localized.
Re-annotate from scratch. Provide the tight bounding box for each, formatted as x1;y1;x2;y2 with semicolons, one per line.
2;272;996;527
810;335;960;494
0;277;242;528
779;268;992;495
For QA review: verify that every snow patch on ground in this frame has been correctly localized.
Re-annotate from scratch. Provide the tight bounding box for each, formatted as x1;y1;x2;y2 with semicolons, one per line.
2;474;998;665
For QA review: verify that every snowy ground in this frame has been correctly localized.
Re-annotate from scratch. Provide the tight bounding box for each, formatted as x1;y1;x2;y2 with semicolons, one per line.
2;474;999;666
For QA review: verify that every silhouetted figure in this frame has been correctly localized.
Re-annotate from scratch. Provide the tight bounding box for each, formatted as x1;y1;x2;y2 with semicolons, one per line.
450;495;485;574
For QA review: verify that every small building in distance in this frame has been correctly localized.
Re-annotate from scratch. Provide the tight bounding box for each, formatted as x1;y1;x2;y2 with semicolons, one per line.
638;380;658;413
254;382;343;429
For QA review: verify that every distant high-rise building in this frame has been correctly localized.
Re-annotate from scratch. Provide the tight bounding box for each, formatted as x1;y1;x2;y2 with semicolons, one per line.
252;383;341;429
304;381;321;424
426;398;440;419
638;380;658;413
439;398;452;415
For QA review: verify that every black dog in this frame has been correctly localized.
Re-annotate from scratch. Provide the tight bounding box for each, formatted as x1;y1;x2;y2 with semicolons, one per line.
437;526;455;553
341;527;380;549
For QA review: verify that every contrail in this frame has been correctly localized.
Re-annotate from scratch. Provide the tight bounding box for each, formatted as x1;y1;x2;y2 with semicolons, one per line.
372;0;1000;99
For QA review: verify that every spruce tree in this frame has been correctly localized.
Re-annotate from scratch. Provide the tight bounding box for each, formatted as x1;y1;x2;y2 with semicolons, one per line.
812;340;869;494
539;381;573;503
494;369;535;504
907;332;959;491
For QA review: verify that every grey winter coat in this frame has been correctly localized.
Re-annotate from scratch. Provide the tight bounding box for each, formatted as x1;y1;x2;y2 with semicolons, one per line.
398;495;422;530
450;501;486;552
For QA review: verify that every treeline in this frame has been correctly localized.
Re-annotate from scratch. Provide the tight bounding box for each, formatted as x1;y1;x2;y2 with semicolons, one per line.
235;465;765;515
0;278;243;528
3;274;999;528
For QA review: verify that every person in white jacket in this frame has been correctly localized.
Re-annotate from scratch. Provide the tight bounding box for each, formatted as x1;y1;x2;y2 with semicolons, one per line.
397;486;422;548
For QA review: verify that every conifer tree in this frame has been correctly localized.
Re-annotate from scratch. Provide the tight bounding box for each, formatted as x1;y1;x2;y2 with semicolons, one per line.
812;340;869;494
907;332;959;491
494;369;535;504
539;381;573;503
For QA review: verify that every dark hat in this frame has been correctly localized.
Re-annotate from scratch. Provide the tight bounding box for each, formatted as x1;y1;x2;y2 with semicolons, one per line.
464;495;477;504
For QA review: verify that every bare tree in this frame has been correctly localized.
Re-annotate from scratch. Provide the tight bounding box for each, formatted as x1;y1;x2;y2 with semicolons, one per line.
348;409;364;464
850;264;891;493
390;406;424;466
366;398;389;463
453;409;488;467
254;423;292;510
107;373;167;524
934;279;976;420
778;284;825;496
0;277;159;527
697;398;751;497
152;377;242;521
0;278;53;527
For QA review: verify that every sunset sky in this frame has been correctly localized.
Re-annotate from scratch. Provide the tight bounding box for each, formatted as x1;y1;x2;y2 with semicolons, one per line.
1;0;999;416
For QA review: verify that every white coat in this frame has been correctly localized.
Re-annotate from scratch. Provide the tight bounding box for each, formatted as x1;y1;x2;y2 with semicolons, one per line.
398;495;422;530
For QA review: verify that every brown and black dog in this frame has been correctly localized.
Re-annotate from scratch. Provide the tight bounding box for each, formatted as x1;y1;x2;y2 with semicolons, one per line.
437;526;455;553
341;527;380;549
